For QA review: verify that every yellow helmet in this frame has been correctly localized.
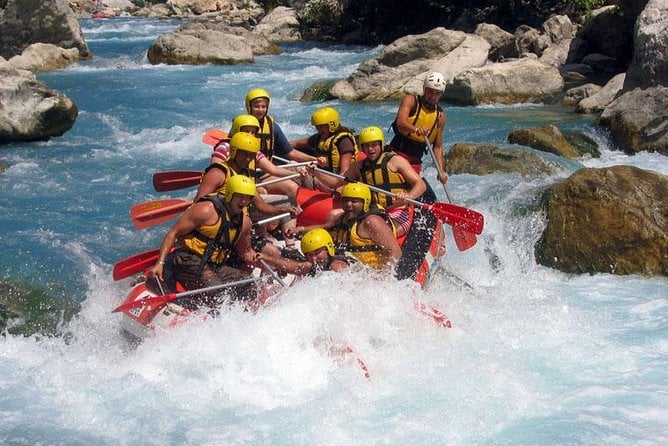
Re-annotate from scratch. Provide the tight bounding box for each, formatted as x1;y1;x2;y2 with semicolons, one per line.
359;126;384;148
229;132;260;159
301;228;335;256
341;182;371;212
245;88;270;113
231;114;260;135
311;106;340;132
224;175;256;203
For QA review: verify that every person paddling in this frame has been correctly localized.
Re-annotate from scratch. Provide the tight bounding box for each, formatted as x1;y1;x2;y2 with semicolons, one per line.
291;106;359;178
331;183;402;270
388;71;448;202
147;175;311;309
316;126;427;238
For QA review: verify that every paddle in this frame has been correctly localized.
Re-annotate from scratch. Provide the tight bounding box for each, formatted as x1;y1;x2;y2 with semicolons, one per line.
153;163;313;193
424;138;480;251
111;276;263;313
202;128;228;146
276;156;483;235
113;213;292;281
153;170;202;192
112;249;161;281
131;174;302;229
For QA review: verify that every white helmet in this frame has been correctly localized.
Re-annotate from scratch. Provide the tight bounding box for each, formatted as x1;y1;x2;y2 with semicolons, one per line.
424;71;446;92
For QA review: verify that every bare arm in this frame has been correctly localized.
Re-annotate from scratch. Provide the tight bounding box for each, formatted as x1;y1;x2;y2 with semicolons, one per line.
147;201;216;282
389;156;427;201
359;215;402;262
194;167;226;201
395;94;419;136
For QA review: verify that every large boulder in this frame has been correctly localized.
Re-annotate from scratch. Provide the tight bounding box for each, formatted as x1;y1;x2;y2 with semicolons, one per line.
507;125;582;159
473;23;516;62
576;72;625;113
535;166;668;276
329;27;490;101
147;21;280;65
443;58;564;105
0;0;90;60
8;42;81;71
446;143;563;177
253;6;301;43
596;85;668;154
624;0;668;89
0;57;77;143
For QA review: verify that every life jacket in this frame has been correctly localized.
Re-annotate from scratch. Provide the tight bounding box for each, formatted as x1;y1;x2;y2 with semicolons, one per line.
333;205;397;269
204;161;256;193
313;130;358;173
257;115;275;161
389;95;442;164
360;151;409;209
181;194;243;272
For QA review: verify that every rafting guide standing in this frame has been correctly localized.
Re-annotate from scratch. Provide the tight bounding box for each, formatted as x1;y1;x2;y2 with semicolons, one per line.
388;71;448;203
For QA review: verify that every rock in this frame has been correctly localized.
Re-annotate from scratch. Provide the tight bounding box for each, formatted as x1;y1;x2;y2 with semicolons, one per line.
577;72;625;113
473;23;516;61
0;57;78;143
300;79;337;102
146;21;280;65
514;25;550;57
535;166;668;276
253;6;301;43
446;143;563;176
596;85;668;154
561;83;601;107
0;0;91;60
575;6;634;72
539;38;573;68
329;27;489;101
542;14;576;45
443;58;564;105
508;125;581;159
625;0;668;89
8;43;81;72
561;130;601;158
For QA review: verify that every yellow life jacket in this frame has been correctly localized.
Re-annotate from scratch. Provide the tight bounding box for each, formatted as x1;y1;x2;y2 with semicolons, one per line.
314;130;358;173
257;115;275;160
181;194;243;266
360;152;409;209
389;95;442;163
204;161;256;195
333;206;397;269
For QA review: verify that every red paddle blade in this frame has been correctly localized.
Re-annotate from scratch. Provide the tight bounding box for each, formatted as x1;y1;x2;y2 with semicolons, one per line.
130;198;192;229
452;227;478;251
111;293;177;313
153;170;202;192
202;129;228;146
112;249;160;281
427;202;484;235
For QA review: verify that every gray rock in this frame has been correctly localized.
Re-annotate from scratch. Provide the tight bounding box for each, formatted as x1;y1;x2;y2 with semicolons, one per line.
0;57;77;143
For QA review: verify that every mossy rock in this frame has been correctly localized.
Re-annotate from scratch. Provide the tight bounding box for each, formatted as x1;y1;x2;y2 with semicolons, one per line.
562;130;601;158
300;79;337;102
0;279;79;337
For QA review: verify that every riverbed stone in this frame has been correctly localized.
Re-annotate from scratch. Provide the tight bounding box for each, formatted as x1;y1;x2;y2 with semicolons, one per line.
535;165;668;276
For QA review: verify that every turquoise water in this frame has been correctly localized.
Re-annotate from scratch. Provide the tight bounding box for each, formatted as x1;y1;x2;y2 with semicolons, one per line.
0;17;666;445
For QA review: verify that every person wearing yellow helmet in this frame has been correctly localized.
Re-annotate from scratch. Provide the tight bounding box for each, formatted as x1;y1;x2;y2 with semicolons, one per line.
291;106;359;177
300;228;352;273
147;175;313;309
331;182;402;269
317;125;427;237
245;88;318;165
388;71;448;202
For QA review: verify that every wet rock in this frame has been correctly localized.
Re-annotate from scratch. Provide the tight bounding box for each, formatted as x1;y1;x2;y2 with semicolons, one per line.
535;166;668;276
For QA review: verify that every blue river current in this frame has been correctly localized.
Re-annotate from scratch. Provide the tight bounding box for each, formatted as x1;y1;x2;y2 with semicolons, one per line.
0;17;666;445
